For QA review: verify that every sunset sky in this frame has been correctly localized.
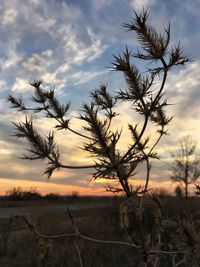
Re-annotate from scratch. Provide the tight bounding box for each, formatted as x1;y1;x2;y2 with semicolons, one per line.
0;0;200;196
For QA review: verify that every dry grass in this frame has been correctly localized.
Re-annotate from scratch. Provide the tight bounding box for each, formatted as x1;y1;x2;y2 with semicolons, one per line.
0;197;199;267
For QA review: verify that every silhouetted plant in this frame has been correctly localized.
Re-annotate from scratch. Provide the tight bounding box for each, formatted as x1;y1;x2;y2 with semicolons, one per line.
170;136;200;198
9;10;190;197
8;9;198;267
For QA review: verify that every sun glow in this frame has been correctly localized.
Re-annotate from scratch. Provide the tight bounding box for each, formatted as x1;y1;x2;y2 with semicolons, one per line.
0;177;108;196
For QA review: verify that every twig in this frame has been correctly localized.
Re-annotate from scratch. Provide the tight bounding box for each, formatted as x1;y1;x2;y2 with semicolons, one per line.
23;216;141;249
175;258;185;267
58;163;96;169
72;240;83;267
148;250;185;255
68;126;95;141
67;208;83;267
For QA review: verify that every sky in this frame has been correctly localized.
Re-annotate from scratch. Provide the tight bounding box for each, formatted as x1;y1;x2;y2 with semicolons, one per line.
0;0;200;196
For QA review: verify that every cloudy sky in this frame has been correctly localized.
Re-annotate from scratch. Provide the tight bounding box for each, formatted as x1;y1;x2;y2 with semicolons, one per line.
0;0;200;196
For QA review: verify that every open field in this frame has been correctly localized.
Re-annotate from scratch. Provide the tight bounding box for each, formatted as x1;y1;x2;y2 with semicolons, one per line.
0;198;113;219
0;196;200;267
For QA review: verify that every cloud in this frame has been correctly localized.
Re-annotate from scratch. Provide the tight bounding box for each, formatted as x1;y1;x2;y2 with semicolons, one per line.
0;0;108;96
11;78;30;92
166;62;200;119
54;25;107;67
1;47;22;72
0;80;7;92
0;140;16;156
70;70;108;86
1;8;18;26
91;0;114;10
130;0;156;10
21;50;53;77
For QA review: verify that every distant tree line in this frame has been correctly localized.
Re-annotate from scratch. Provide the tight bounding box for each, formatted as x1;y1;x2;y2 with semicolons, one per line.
1;187;118;202
3;187;60;201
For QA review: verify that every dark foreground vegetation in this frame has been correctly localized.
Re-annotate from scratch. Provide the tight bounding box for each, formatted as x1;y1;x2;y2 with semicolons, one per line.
0;195;200;267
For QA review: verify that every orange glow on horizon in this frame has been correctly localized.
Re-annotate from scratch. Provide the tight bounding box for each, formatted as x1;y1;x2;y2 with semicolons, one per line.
0;177;179;196
0;177;109;196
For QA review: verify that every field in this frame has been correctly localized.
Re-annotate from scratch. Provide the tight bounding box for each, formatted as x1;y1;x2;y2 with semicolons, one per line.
0;196;200;267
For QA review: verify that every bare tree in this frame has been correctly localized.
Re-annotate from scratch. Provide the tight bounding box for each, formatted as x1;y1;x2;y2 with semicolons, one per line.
170;136;200;198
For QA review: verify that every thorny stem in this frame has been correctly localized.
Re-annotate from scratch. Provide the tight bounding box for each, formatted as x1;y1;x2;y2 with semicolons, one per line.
25;103;95;141
148;128;163;156
143;154;151;195
153;70;167;107
116;169;132;197
141;129;163;196
138;155;151;215
68;126;95;141
119;60;168;198
46;154;96;170
121;115;149;164
42;101;95;141
122;58;168;165
83;109;132;197
105;116;112;133
59;163;96;169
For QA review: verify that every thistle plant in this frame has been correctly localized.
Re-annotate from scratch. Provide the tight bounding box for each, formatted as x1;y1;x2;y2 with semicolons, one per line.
8;10;197;267
8;10;189;196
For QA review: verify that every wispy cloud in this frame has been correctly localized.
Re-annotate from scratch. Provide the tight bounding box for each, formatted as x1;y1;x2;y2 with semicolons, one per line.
0;0;108;96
